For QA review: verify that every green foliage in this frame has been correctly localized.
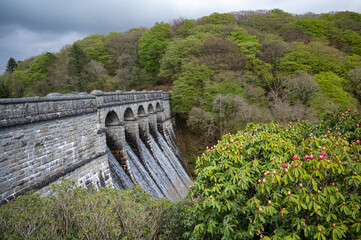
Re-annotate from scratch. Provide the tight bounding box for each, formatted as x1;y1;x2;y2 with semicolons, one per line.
198;13;237;25
243;9;296;34
26;52;56;83
346;68;361;102
201;77;243;112
159;35;204;79
171;60;214;114
0;74;10;98
76;34;114;67
314;71;357;108
333;11;361;31
185;110;361;239
6;52;57;97
68;43;89;90
280;42;347;76
0;179;193;240
84;41;114;66
177;19;196;37
257;34;289;73
6;57;18;73
138;23;172;73
228;28;261;70
68;43;89;77
294;17;331;37
228;27;261;57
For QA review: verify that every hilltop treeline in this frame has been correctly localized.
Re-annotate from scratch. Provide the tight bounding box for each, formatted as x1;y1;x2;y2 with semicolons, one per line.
1;9;361;141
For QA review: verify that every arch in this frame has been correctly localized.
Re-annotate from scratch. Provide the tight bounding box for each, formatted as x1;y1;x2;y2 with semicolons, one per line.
105;111;121;149
148;104;154;114
156;102;162;112
124;108;135;121
138;105;146;117
105;111;120;126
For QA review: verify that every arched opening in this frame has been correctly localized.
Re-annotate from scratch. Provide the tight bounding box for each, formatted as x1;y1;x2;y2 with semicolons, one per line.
148;104;154;114
105;111;120;126
105;111;121;150
124;108;136;121
138;105;146;117
156;102;162;112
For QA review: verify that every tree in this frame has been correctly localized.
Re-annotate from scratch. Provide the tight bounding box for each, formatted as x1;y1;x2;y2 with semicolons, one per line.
16;52;57;97
159;35;204;80
280;42;347;76
84;41;113;67
283;71;319;104
176;19;196;37
6;57;17;73
81;60;108;91
0;73;11;98
244;9;296;34
171;60;213;114
197;13;237;25
67;43;89;90
227;27;261;71
257;34;289;73
138;23;172;73
313;71;357;109
294;16;331;37
201;77;243;112
187;107;217;141
199;37;244;72
346;67;361;102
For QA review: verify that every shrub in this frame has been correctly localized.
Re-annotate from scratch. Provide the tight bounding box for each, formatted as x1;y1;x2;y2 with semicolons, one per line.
185;109;361;239
0;191;56;239
0;179;192;240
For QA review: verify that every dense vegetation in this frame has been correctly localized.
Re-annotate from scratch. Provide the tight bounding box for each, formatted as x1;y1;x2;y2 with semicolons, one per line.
1;10;361;145
184;109;361;239
0;180;193;240
1;110;360;239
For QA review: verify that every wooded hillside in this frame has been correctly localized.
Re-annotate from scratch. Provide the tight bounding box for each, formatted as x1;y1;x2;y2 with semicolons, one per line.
1;9;361;142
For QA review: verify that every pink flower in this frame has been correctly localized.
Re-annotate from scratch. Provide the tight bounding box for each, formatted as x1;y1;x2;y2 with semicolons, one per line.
292;154;299;160
318;151;327;160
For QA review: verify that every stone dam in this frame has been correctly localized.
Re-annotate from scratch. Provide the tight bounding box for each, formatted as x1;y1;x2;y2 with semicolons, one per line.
0;90;192;204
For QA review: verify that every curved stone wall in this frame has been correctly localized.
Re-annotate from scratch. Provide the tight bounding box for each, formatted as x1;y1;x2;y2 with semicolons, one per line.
0;90;177;204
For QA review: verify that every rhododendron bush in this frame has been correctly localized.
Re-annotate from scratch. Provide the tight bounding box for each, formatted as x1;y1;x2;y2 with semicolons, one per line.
184;110;361;240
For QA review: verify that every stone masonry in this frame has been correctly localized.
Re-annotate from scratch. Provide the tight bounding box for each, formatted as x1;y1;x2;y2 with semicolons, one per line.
0;90;176;204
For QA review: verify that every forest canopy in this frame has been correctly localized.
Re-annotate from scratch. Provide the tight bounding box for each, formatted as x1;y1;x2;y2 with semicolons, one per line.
1;9;361;141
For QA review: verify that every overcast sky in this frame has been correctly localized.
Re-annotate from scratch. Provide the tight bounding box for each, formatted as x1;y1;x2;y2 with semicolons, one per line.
0;0;360;73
